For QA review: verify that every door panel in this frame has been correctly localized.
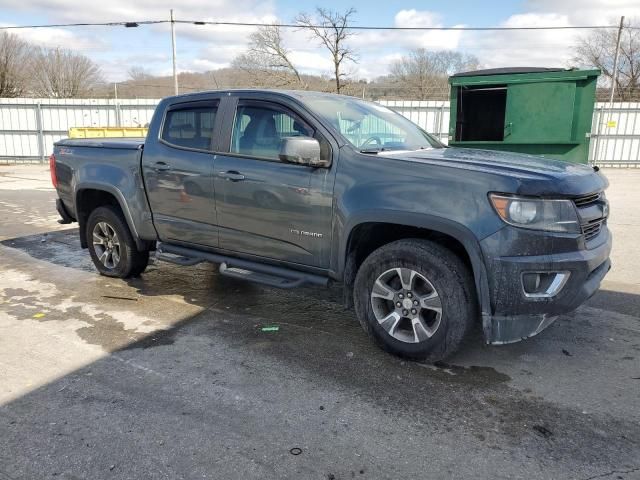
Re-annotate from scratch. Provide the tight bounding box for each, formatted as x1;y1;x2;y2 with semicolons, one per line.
213;100;334;268
505;82;576;143
142;100;220;247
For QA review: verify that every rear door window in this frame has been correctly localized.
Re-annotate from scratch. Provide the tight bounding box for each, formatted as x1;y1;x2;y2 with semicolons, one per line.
161;103;218;151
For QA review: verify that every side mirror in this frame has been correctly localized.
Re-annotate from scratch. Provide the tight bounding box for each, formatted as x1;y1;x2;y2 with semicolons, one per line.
279;136;330;168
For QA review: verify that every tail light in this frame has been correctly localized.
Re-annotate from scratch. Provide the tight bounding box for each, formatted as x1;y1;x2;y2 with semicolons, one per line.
49;153;58;188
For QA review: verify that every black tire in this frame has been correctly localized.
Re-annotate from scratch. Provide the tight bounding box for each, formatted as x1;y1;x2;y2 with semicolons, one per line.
354;239;476;362
86;206;149;278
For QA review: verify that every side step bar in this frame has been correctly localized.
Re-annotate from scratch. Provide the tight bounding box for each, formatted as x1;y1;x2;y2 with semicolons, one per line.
219;263;307;289
156;243;328;289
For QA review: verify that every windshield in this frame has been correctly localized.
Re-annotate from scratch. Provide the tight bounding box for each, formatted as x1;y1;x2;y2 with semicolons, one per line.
301;95;444;152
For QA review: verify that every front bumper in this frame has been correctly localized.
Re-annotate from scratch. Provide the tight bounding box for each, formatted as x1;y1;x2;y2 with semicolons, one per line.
481;227;612;344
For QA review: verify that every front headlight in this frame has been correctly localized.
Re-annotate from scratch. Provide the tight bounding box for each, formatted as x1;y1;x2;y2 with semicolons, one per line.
489;194;581;233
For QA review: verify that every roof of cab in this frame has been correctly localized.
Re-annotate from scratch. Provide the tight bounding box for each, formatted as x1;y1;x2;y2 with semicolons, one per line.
163;88;348;103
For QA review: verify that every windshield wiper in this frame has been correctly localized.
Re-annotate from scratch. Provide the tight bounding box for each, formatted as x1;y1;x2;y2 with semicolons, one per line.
360;148;384;154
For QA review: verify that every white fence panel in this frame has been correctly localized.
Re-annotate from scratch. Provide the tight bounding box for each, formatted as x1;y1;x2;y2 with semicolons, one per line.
1;97;639;166
380;100;450;145
590;102;640;167
0;98;159;162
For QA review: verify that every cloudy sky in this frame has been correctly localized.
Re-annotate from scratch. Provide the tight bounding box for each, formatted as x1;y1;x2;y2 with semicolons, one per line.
0;0;634;82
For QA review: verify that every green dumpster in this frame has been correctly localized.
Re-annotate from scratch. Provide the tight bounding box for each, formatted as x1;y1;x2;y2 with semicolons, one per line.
447;67;600;163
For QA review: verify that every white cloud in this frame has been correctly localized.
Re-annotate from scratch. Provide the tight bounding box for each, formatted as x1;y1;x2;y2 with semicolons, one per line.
1;0;276;26
343;9;467;79
100;52;170;81
525;0;635;25
460;13;577;69
0;0;278;80
459;2;636;70
394;9;440;28
288;51;333;74
0;1;633;82
198;43;251;66
351;9;463;53
4;25;106;51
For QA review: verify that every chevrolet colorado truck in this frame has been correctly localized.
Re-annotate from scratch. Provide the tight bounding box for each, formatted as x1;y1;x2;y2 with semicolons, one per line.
51;90;612;361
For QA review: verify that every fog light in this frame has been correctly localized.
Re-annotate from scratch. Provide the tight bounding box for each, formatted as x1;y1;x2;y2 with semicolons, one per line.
522;272;570;298
522;273;541;292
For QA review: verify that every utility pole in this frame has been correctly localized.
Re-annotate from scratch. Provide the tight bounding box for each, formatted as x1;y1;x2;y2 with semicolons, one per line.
170;9;178;95
606;16;624;128
113;82;121;127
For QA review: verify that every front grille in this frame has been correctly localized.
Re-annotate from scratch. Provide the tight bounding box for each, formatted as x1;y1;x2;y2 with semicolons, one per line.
574;192;601;207
573;191;606;244
583;219;604;241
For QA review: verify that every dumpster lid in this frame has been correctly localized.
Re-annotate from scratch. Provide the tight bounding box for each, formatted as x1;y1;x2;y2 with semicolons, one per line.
452;67;567;78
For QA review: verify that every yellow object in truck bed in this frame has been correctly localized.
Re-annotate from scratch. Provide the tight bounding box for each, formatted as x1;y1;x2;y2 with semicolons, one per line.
68;127;148;138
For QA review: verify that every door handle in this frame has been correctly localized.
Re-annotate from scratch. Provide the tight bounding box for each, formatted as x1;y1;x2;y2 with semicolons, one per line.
219;171;245;182
153;161;172;172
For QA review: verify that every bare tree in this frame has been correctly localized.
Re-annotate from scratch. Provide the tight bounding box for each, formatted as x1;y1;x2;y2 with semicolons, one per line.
0;32;34;97
232;24;305;88
389;49;479;100
296;7;357;93
127;66;152;82
573;18;639;100
30;47;103;98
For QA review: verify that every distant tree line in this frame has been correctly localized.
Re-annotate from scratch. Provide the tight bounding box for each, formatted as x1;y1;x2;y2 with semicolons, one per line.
0;32;102;97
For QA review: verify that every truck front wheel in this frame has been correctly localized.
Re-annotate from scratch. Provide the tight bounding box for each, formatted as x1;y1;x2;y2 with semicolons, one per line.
354;239;476;362
86;206;149;278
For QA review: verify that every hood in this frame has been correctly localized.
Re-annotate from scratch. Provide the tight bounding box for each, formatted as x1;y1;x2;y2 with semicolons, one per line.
378;147;608;197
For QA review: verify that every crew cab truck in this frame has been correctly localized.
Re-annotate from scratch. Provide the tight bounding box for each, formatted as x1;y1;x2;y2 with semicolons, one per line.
51;90;612;361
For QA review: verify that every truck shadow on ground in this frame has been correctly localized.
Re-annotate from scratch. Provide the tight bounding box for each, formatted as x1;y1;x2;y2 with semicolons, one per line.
2;228;640;478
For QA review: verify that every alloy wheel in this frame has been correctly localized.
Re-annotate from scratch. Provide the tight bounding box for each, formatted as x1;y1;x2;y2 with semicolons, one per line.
370;267;443;343
92;221;121;269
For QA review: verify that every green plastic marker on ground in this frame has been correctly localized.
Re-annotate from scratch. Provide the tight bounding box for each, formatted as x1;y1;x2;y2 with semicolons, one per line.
261;325;280;332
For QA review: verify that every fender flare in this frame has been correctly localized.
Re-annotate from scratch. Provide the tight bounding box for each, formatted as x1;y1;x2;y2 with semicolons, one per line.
336;210;492;331
74;182;144;250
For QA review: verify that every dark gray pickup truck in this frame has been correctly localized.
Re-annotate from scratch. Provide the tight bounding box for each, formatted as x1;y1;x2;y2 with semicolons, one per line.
51;89;611;361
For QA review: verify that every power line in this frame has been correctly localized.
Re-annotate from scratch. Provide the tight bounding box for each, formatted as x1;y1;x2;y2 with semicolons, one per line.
0;19;632;32
175;20;626;31
0;20;166;30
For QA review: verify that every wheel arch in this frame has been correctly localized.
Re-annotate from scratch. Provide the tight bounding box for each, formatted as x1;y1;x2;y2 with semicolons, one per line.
75;184;147;251
337;212;492;331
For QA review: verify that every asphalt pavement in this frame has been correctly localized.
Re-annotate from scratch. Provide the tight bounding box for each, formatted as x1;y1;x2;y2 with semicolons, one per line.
0;164;638;480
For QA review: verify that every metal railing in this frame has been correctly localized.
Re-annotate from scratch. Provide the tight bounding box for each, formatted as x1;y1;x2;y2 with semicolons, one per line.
1;98;639;167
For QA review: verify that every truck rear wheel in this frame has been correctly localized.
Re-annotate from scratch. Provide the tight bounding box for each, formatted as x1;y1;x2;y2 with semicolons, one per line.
86;206;149;278
354;239;476;362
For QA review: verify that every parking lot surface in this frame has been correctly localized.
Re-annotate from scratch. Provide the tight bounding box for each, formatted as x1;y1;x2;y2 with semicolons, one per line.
0;164;639;480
